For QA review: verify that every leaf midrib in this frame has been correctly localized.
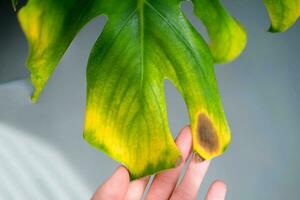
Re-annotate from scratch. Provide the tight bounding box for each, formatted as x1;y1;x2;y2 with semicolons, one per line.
135;0;207;90
137;0;145;91
97;0;206;100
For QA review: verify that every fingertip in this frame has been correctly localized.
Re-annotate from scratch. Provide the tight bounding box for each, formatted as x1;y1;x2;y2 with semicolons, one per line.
211;180;227;192
125;176;150;200
114;165;130;180
175;125;192;162
145;126;192;200
205;180;227;200
176;125;191;142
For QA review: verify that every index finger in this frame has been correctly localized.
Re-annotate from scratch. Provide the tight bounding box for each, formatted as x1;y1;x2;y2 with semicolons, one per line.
170;155;210;200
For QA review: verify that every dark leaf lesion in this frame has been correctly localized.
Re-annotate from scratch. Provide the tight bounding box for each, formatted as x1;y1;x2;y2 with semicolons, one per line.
197;113;219;153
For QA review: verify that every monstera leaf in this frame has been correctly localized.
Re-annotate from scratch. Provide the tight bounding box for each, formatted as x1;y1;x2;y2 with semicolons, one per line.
192;0;247;63
263;0;300;32
14;0;298;179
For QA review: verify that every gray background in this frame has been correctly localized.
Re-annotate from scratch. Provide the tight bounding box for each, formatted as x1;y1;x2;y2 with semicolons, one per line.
0;0;300;199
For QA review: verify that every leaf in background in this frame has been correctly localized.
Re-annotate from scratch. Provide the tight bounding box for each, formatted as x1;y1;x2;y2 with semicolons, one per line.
18;0;231;179
192;0;247;63
263;0;300;32
11;0;18;11
18;0;104;101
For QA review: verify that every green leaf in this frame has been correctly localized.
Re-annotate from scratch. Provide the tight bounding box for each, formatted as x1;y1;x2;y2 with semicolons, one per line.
192;0;247;63
18;0;104;102
263;0;300;32
18;0;231;179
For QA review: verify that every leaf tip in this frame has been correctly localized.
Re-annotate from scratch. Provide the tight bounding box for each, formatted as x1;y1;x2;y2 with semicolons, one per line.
193;112;231;160
29;77;42;103
30;91;39;103
193;152;205;163
267;25;281;33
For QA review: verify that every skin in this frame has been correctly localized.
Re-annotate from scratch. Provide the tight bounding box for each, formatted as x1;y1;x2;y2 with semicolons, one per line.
92;126;227;200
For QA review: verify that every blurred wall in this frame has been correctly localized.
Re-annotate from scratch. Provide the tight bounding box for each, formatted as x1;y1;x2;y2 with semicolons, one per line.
0;0;300;199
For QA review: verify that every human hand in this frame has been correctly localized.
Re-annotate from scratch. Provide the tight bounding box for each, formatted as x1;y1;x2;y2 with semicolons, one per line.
92;126;227;200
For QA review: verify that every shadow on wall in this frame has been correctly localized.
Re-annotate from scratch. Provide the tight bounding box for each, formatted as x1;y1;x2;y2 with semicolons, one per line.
0;123;90;199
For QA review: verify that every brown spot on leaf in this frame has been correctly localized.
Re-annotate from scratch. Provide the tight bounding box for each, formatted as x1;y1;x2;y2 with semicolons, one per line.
197;114;219;153
193;152;205;163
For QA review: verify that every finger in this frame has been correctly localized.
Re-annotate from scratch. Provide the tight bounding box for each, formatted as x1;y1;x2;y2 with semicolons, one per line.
205;180;227;200
125;176;150;200
170;155;210;200
146;126;192;200
92;166;130;200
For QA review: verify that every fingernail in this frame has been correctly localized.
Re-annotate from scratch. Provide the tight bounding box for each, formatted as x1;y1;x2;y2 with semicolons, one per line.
193;152;205;163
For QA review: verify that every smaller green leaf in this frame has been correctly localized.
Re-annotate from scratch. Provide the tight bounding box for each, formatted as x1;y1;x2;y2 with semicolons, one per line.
17;0;104;102
192;0;247;64
263;0;300;32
